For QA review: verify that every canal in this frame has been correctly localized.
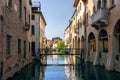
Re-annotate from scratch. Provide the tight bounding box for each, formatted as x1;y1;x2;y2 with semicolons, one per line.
8;55;120;80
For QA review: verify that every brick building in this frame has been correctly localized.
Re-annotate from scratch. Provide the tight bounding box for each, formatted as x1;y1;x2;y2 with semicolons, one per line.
31;5;41;57
0;0;32;79
31;4;47;55
83;0;120;72
65;0;120;72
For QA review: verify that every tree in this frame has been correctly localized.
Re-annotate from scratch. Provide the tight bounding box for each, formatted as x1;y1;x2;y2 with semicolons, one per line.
57;41;64;54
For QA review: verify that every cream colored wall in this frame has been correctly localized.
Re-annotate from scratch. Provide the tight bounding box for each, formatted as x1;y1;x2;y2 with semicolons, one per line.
52;43;57;49
71;16;77;49
76;0;85;21
76;0;85;47
64;27;70;47
40;14;46;50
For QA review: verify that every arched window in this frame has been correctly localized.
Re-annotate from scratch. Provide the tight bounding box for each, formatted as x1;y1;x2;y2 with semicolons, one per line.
99;29;108;52
88;32;96;51
114;19;120;53
81;36;84;50
78;38;80;48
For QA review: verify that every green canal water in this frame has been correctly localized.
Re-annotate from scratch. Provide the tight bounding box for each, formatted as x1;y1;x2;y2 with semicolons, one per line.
7;55;120;80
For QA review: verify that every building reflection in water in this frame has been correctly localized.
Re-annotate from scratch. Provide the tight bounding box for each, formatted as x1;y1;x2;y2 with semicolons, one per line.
65;56;120;80
7;62;45;80
8;55;120;80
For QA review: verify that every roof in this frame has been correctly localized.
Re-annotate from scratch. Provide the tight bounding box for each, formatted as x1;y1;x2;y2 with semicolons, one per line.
73;0;80;7
32;7;47;26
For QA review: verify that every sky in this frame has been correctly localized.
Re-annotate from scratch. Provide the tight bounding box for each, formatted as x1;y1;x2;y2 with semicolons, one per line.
32;0;75;40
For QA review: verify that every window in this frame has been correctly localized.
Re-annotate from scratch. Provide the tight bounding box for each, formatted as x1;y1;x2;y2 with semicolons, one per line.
80;3;81;10
119;35;120;53
102;0;107;8
32;42;36;56
90;40;96;51
103;38;108;52
31;25;35;35
97;0;101;10
78;21;79;32
24;7;26;23
29;42;30;52
23;41;26;58
7;0;12;8
32;15;35;20
18;39;21;54
29;14;30;25
86;13;88;25
93;5;96;13
19;0;22;18
6;35;12;56
111;0;115;6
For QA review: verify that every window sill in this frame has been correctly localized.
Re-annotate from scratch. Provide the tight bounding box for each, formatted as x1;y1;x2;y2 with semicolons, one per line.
109;4;116;10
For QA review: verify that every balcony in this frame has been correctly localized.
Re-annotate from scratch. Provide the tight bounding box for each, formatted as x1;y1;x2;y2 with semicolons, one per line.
32;7;41;13
24;22;30;31
90;8;108;29
32;2;41;13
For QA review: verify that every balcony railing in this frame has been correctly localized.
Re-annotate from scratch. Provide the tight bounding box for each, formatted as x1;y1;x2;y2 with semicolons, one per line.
90;8;108;29
24;22;30;31
32;7;41;13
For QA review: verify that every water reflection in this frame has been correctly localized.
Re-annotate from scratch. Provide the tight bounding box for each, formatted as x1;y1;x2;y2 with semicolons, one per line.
65;60;120;80
8;62;45;80
9;55;120;80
